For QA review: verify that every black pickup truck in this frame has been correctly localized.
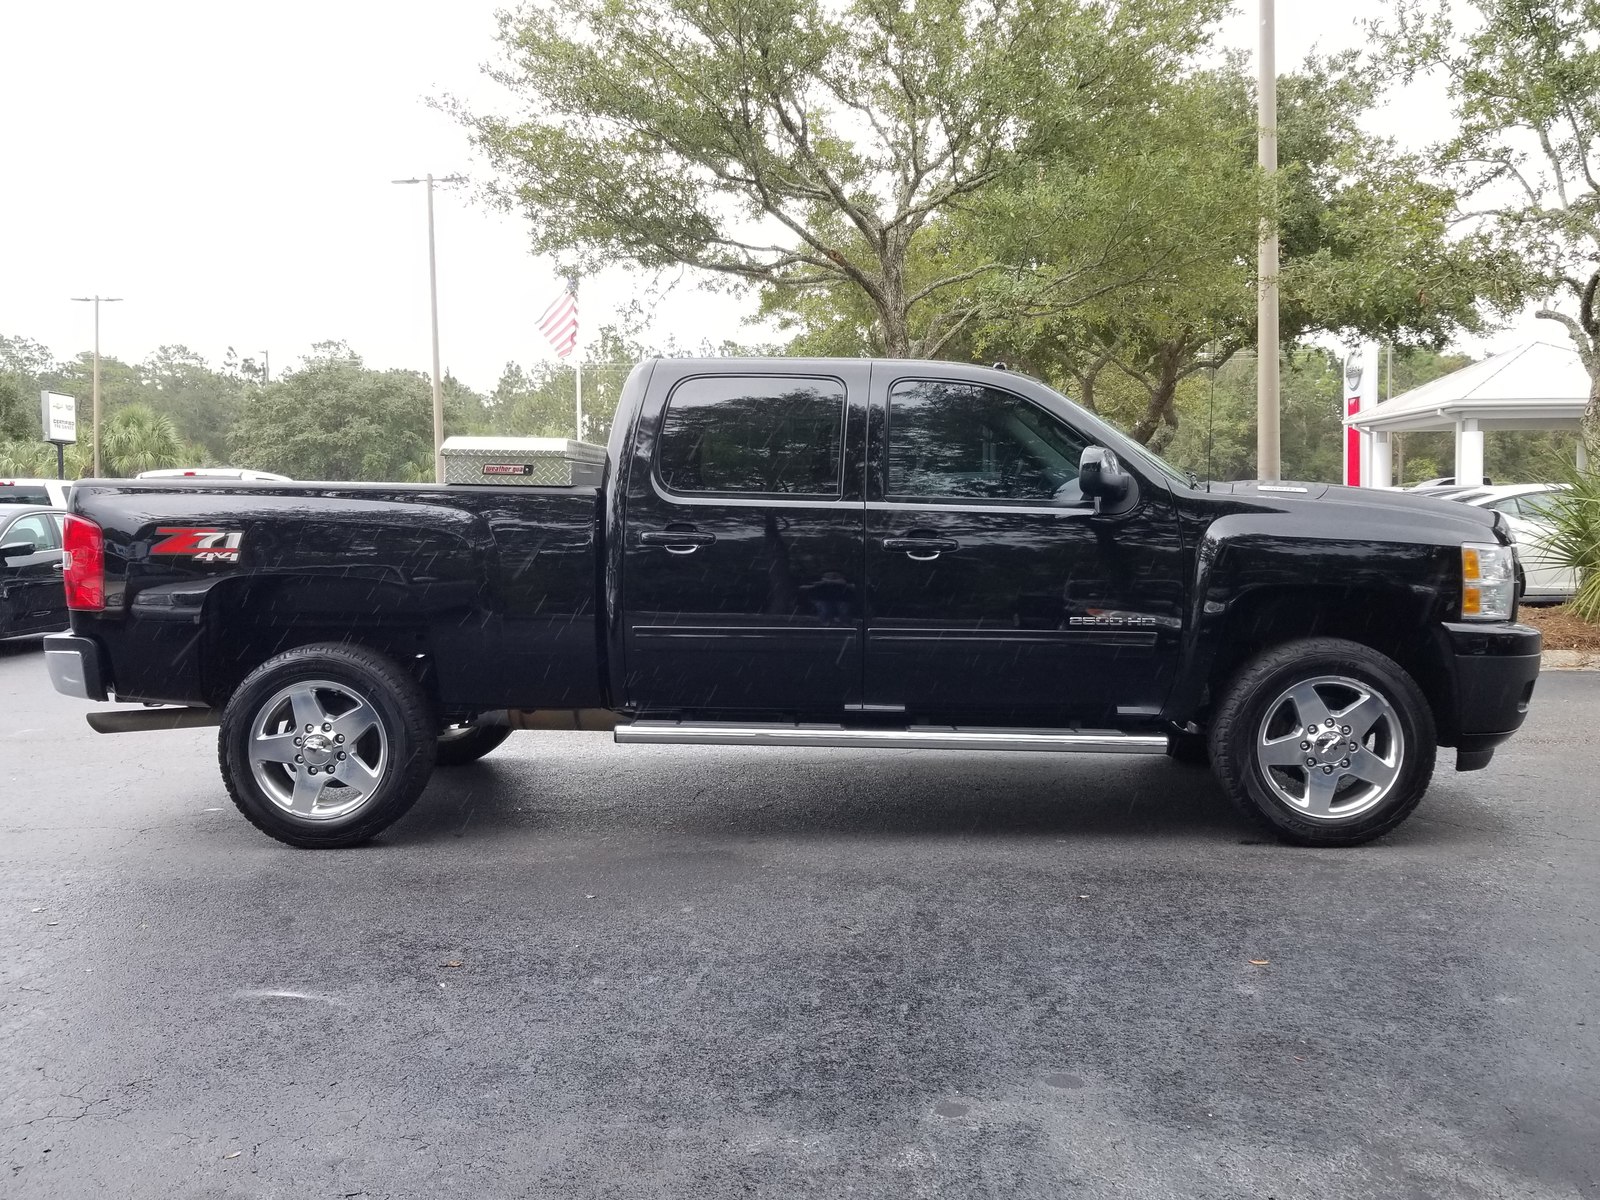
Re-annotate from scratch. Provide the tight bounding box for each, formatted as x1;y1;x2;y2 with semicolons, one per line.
45;358;1541;848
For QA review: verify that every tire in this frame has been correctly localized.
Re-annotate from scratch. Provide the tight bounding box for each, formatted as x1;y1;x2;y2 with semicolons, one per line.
1208;637;1436;847
218;642;438;848
436;720;513;766
1166;731;1210;767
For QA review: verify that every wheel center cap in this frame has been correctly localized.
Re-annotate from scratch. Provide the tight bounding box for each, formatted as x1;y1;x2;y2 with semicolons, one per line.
303;733;335;766
1313;730;1344;761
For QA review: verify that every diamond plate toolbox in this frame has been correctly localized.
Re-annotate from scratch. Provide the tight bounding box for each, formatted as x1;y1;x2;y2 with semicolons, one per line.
440;436;607;487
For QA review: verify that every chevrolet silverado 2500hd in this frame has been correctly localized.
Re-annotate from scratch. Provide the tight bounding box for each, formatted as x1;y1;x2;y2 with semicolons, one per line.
45;358;1541;848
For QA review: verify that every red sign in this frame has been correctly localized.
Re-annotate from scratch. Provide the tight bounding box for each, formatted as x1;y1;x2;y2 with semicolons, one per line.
1345;397;1362;486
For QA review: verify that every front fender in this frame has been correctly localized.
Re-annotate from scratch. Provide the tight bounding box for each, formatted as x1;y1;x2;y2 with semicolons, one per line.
1164;513;1460;723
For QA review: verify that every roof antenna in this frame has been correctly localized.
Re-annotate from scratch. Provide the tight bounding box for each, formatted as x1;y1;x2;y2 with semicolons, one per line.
992;361;1007;371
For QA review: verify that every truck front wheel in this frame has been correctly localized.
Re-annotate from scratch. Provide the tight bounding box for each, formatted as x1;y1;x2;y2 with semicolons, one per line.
218;643;438;848
1208;638;1436;846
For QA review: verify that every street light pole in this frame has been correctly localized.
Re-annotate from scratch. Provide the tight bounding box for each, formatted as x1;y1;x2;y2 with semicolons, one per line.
70;295;124;478
393;173;465;483
1256;0;1281;482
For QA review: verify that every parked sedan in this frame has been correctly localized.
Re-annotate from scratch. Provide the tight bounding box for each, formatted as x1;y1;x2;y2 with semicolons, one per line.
0;505;67;639
1443;484;1575;604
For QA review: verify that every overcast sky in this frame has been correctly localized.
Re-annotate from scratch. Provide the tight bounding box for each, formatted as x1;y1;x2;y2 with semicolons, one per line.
0;0;1537;391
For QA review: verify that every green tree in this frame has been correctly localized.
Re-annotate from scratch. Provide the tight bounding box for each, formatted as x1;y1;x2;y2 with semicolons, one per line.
768;53;1525;448
460;0;1226;358
100;404;189;476
0;335;58;443
229;343;484;481
1378;0;1600;456
138;344;245;460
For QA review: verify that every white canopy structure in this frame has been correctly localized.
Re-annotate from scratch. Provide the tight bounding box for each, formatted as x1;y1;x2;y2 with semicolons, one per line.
1345;340;1591;487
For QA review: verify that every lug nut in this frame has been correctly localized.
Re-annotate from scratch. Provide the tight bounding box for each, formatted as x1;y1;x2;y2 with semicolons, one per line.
1340;758;1350;768
1306;725;1317;735
335;734;344;744
294;736;302;746
337;751;346;760
1341;725;1351;735
1322;765;1334;774
1305;757;1316;767
1349;740;1359;750
305;724;314;732
323;723;331;732
295;754;303;763
1325;718;1335;728
307;766;317;775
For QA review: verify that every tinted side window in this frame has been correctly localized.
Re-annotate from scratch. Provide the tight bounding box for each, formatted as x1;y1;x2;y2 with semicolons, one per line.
657;375;845;496
5;513;60;551
887;380;1089;502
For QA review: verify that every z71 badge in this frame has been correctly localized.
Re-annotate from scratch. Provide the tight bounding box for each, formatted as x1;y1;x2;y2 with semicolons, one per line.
150;527;244;563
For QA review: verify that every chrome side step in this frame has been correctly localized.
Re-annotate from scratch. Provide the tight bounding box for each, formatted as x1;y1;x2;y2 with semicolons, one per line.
615;721;1167;754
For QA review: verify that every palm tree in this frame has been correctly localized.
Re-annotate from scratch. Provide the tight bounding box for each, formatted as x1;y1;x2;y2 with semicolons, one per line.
102;405;184;477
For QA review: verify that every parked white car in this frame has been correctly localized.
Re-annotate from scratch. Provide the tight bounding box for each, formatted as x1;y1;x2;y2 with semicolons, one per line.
135;467;292;482
1442;484;1575;604
0;478;72;507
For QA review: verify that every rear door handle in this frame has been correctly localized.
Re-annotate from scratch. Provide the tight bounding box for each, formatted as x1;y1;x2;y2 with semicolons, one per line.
883;536;960;561
640;530;716;555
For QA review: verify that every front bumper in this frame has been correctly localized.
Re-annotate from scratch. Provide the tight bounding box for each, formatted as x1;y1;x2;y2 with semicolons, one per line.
44;633;109;702
1438;621;1541;768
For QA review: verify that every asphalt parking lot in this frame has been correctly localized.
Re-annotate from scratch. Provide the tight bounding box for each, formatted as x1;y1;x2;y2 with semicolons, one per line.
2;639;1597;1200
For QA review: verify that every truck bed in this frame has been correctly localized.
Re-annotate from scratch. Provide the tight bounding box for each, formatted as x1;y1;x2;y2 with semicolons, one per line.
67;479;607;712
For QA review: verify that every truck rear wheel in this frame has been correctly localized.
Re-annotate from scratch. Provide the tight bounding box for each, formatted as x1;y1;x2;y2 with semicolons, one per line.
436;720;513;766
1208;637;1436;846
218;643;438;848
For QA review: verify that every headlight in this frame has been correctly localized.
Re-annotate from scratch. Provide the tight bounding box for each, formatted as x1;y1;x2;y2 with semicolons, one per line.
1461;542;1515;621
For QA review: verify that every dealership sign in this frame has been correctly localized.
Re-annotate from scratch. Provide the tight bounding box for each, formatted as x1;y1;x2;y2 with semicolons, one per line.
40;391;77;445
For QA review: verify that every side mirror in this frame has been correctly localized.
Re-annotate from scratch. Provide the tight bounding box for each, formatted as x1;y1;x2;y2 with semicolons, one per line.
0;540;37;562
1078;446;1134;513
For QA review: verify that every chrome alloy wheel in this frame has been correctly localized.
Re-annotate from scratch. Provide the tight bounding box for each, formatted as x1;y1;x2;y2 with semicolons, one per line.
247;679;389;820
1255;675;1404;821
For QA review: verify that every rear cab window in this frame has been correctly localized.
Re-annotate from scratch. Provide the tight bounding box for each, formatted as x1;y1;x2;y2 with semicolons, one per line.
655;375;846;497
0;483;52;505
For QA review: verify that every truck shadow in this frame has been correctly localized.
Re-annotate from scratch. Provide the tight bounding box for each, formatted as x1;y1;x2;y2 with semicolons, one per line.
0;636;48;660
392;746;1497;847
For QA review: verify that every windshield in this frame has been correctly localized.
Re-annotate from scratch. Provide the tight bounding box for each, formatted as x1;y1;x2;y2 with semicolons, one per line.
1036;381;1193;488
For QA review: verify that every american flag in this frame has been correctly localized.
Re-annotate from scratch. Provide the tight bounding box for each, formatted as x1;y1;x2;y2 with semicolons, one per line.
537;278;579;359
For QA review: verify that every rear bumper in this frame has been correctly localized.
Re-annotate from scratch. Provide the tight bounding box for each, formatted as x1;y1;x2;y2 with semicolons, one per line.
44;632;108;702
1438;621;1541;767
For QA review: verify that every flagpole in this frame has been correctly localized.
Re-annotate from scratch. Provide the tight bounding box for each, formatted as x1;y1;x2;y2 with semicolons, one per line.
575;362;583;441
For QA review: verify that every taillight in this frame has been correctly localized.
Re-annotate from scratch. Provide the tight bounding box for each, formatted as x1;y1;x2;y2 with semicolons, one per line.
63;514;105;611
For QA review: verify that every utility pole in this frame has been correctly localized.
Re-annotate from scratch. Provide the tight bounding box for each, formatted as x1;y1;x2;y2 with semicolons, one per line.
70;295;124;478
1255;0;1281;482
393;173;466;483
260;349;270;384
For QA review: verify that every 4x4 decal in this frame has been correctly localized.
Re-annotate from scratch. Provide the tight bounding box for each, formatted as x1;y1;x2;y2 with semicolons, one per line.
150;527;244;562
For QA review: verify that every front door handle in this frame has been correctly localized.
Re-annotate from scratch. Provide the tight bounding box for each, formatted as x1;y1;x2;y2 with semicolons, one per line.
640;529;716;555
883;536;960;561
